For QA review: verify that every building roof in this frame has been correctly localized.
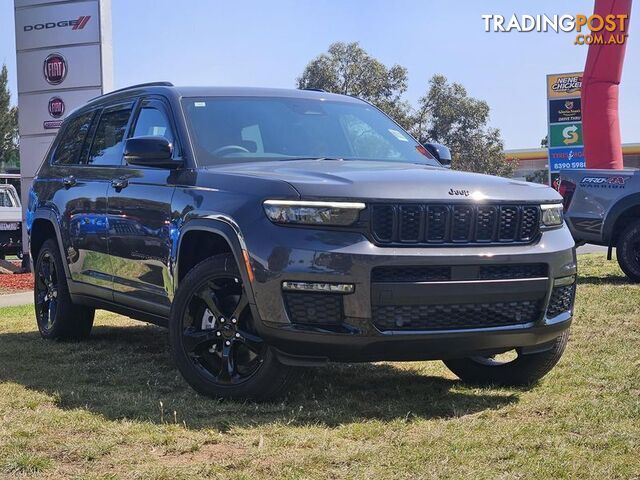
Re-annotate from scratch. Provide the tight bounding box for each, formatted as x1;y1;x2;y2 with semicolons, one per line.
505;143;640;162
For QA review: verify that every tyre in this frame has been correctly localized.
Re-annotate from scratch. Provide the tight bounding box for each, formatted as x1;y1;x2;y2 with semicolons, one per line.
34;238;95;340
443;330;569;387
169;253;295;401
616;219;640;282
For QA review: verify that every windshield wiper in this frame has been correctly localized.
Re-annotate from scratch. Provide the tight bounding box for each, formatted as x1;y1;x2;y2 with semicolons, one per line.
278;156;345;162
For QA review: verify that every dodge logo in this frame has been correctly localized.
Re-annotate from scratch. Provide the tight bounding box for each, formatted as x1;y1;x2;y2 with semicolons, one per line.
43;53;67;85
24;16;91;32
48;97;65;118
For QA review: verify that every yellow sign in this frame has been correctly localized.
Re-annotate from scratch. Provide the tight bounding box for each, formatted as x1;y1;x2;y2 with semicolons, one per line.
547;72;583;98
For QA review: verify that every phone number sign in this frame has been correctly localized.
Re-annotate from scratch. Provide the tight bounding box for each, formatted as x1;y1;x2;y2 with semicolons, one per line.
546;72;585;181
548;146;586;171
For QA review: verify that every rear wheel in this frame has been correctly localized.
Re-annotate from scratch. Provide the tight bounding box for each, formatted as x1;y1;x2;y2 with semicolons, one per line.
443;330;569;386
616;219;640;282
169;253;294;401
34;238;94;340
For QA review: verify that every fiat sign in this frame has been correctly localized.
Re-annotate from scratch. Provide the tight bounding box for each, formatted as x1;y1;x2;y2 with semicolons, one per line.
43;53;67;85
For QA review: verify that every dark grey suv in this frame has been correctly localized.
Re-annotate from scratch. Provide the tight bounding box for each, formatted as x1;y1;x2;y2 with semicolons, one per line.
27;83;576;400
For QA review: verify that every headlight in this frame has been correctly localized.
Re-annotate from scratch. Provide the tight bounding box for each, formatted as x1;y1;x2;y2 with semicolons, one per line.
263;200;365;226
541;203;563;227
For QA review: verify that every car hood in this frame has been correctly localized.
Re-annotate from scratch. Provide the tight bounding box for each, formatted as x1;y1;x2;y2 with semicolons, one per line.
211;160;561;202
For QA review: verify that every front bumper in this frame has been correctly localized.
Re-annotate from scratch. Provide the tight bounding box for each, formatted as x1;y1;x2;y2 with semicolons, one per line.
243;218;577;363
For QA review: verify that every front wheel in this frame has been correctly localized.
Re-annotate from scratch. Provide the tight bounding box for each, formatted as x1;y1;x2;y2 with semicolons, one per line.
443;330;569;387
169;254;295;401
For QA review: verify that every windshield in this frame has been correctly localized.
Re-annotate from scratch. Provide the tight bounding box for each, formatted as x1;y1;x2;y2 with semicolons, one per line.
181;96;439;166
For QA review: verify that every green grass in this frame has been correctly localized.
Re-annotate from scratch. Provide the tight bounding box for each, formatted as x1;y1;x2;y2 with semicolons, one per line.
0;253;638;479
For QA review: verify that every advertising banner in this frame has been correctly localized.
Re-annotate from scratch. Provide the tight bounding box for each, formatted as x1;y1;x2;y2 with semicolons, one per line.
14;0;112;256
546;72;584;186
549;123;583;148
548;98;582;124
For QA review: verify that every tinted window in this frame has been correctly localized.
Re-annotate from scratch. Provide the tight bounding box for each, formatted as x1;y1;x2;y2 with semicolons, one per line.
181;97;438;166
52;112;95;165
132;106;174;143
87;106;133;166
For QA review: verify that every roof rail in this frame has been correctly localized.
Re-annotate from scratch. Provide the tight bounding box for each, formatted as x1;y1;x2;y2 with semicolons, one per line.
303;87;327;92
90;81;174;101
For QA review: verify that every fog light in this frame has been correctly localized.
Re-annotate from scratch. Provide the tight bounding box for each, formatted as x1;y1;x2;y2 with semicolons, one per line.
282;281;355;294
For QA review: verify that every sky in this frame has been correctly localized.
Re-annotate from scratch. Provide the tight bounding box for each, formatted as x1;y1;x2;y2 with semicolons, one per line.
0;0;638;149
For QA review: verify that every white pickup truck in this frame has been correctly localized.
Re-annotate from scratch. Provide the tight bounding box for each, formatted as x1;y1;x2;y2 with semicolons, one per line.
0;184;21;259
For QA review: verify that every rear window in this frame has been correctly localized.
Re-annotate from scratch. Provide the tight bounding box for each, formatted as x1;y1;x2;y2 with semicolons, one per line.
0;188;17;208
87;105;133;166
51;111;95;165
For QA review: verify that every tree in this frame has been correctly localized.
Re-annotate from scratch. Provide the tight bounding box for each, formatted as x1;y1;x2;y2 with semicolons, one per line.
297;42;412;129
411;74;515;177
0;64;19;169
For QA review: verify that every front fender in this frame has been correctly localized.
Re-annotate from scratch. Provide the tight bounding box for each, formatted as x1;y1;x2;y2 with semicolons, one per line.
173;215;257;306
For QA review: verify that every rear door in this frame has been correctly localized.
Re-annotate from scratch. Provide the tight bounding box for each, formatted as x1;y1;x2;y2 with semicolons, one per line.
106;96;179;316
47;109;116;296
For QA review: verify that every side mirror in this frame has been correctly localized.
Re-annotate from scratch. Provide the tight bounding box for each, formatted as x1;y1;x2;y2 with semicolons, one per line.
124;136;182;169
424;143;452;168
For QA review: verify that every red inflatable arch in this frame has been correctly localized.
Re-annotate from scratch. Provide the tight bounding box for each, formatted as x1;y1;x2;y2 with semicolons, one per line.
582;0;632;169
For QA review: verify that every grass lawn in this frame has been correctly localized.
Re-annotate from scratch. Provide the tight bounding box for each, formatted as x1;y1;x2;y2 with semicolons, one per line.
0;253;638;479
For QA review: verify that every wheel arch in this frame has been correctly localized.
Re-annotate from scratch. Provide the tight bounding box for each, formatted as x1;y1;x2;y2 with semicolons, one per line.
174;217;256;303
29;210;71;279
603;193;640;245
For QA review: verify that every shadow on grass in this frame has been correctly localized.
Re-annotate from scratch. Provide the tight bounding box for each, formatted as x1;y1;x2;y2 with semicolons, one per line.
577;275;630;286
0;323;518;429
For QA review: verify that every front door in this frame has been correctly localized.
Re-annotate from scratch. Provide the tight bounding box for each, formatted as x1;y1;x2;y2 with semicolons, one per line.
106;97;179;315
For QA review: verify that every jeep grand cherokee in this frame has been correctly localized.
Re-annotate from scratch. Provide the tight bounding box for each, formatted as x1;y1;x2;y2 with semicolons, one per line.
27;83;576;400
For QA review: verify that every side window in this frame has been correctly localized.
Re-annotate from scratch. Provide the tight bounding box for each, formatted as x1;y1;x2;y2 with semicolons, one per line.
51;111;95;165
132;105;174;144
87;105;133;166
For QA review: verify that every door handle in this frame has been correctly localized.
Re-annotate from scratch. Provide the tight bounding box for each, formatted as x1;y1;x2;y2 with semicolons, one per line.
111;177;129;190
62;176;76;188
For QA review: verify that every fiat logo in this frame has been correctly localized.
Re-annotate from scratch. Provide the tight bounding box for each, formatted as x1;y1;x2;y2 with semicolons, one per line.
48;97;65;118
43;53;67;85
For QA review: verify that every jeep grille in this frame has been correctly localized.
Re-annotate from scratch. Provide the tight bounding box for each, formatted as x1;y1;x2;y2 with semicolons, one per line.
370;203;540;245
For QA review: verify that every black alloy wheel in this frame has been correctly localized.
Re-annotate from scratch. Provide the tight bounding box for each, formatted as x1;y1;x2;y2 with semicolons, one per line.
33;238;94;340
35;250;59;334
170;254;294;400
181;274;265;385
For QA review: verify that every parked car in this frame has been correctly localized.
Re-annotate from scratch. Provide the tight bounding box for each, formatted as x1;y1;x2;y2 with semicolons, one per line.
0;183;22;259
27;83;576;400
559;169;640;281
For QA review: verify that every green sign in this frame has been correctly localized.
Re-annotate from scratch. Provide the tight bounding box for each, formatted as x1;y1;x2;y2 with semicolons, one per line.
549;122;583;148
